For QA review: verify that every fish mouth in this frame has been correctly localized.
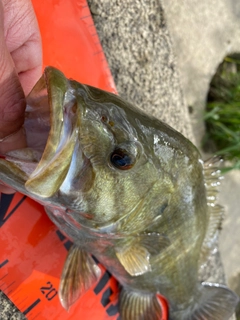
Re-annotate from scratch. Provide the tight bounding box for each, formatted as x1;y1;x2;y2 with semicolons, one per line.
0;67;82;199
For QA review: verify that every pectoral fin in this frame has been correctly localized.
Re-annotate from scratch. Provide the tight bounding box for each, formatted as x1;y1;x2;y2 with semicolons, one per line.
119;288;162;320
115;245;151;276
115;233;170;276
59;244;101;310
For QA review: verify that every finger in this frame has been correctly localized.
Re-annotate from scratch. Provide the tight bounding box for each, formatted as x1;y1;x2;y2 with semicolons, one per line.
0;126;26;154
0;39;26;140
12;41;42;95
3;0;42;95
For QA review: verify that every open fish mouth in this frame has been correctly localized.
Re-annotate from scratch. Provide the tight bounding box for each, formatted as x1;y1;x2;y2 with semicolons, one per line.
0;67;148;231
0;67;83;200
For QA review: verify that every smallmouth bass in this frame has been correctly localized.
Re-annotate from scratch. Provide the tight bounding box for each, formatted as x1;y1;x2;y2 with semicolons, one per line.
0;67;238;320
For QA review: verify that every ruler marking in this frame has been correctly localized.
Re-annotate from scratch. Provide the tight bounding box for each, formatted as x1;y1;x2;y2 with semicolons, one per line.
56;230;66;242
6;289;13;295
64;240;73;251
11;195;27;213
93;50;103;56
23;298;41;315
0;195;27;227
101;287;113;307
16;296;28;307
10;288;21;298
92;255;99;265
0;259;9;268
0;273;8;281
80;14;91;20
106;302;119;316
3;280;15;291
0;194;14;227
94;270;111;294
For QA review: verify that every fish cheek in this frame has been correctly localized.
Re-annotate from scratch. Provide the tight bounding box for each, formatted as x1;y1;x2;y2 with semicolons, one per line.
79;120;114;166
58;164;96;212
71;161;95;193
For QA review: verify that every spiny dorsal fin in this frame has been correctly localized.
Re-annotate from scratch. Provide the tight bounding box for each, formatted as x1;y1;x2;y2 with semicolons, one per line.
201;157;224;260
204;157;223;204
119;288;162;320
59;244;101;310
201;204;224;259
115;245;151;276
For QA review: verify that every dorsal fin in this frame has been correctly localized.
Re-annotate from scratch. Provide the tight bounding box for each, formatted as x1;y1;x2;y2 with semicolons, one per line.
201;157;224;260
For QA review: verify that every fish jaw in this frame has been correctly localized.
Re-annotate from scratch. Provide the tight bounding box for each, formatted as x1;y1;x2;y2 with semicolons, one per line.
0;67;84;200
25;67;82;198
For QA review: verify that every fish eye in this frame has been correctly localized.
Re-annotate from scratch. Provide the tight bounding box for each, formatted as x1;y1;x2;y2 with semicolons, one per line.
109;141;141;170
110;148;134;170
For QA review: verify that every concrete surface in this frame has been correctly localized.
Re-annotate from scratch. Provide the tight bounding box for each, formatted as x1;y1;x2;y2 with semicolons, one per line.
219;171;240;284
88;0;194;141
162;0;240;146
162;0;240;296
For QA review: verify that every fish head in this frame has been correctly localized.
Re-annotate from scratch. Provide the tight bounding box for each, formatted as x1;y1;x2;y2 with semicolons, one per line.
0;67;203;237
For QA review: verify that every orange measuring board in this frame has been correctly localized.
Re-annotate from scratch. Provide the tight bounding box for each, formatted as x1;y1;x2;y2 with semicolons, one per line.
31;0;117;93
0;193;119;320
0;1;168;319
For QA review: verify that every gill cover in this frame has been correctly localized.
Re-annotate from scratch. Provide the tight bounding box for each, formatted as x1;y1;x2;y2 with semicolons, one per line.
25;67;80;198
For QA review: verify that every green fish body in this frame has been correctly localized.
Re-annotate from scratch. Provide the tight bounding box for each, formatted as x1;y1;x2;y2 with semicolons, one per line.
0;67;238;320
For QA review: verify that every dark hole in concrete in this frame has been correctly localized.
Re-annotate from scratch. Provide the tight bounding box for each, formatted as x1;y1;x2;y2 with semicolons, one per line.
203;53;240;173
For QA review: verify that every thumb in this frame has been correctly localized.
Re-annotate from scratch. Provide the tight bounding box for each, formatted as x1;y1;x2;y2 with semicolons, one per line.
0;31;26;191
0;1;26;153
0;38;26;139
0;39;26;191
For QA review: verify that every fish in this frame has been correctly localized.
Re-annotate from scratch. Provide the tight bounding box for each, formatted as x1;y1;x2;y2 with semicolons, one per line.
0;66;238;320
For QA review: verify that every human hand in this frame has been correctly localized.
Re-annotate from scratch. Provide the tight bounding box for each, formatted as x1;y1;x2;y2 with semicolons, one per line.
0;0;42;193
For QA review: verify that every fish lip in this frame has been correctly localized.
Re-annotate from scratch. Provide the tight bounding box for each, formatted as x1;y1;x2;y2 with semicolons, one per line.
24;67;82;198
0;67;84;199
